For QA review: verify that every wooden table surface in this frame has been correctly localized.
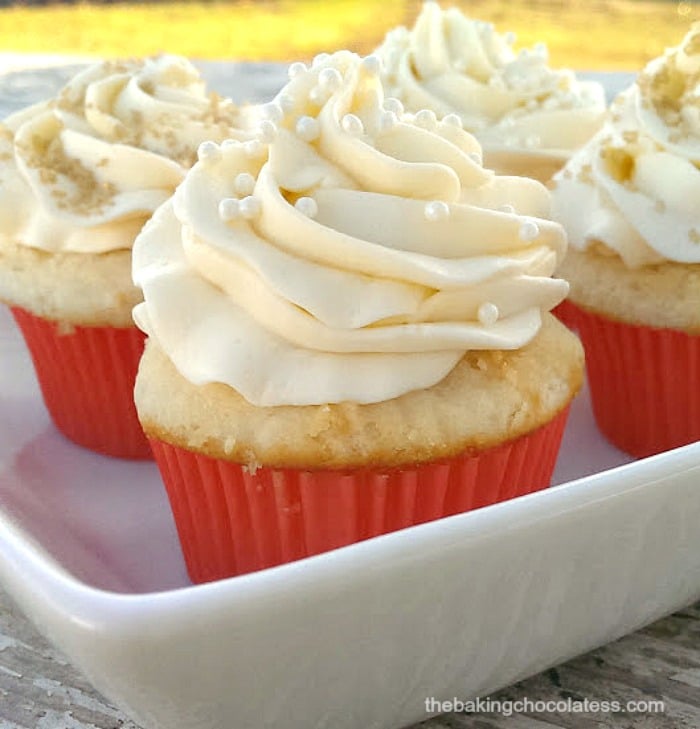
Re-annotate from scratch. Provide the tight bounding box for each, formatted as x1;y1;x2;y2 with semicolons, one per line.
1;588;698;729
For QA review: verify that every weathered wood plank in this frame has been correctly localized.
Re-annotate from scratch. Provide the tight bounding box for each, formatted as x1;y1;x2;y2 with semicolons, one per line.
0;593;139;729
1;588;699;729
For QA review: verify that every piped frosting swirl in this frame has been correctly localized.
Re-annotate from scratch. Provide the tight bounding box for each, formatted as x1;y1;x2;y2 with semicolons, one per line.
376;1;605;164
551;24;700;268
133;50;569;407
0;54;248;254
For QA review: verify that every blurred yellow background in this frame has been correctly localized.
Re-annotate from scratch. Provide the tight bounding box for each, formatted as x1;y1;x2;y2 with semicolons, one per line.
3;0;699;70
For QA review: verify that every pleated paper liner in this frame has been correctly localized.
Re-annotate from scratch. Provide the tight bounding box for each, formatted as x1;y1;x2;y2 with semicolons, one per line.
150;407;570;584
11;306;151;460
571;302;700;458
552;300;580;331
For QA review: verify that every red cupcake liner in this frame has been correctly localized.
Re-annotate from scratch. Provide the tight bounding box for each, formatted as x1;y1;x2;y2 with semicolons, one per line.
570;302;700;458
552;300;580;331
11;306;151;460
150;407;570;583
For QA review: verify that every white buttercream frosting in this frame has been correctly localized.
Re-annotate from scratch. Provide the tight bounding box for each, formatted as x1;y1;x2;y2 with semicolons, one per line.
0;55;248;254
133;51;569;407
552;25;700;268
376;1;605;164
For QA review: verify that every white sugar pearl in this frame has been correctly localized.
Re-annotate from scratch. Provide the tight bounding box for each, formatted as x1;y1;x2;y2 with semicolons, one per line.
384;97;404;115
295;196;318;218
319;67;343;91
415;109;438;130
424;201;450;222
309;86;328;105
534;42;548;59
379;110;399;132
288;61;307;79
243;139;265;158
234;172;256;197
341;114;364;136
499;204;516;214
257;120;278;144
296;116;321;142
278;93;295;112
519;220;540;241
361;54;383;75
478;302;500;326
261;102;284;123
218;198;240;222
313;52;331;67
442;113;463;128
197;141;221;163
239;196;261;220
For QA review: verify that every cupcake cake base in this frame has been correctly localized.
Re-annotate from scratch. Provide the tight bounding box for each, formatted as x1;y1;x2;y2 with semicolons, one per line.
136;315;584;582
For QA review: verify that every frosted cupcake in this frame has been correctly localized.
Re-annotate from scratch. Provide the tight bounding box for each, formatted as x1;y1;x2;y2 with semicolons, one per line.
132;51;584;582
551;26;700;457
0;55;249;458
376;1;606;183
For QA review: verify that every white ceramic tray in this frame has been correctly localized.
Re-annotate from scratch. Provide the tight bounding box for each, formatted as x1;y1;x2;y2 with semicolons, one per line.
2;66;700;729
3;300;700;729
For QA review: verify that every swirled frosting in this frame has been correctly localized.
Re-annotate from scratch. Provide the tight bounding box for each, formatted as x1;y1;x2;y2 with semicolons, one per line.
133;51;569;407
551;25;700;268
0;55;248;254
376;2;605;168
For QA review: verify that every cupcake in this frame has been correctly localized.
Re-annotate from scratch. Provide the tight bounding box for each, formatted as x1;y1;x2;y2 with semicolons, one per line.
551;26;700;458
0;55;249;458
132;51;584;583
376;1;606;183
